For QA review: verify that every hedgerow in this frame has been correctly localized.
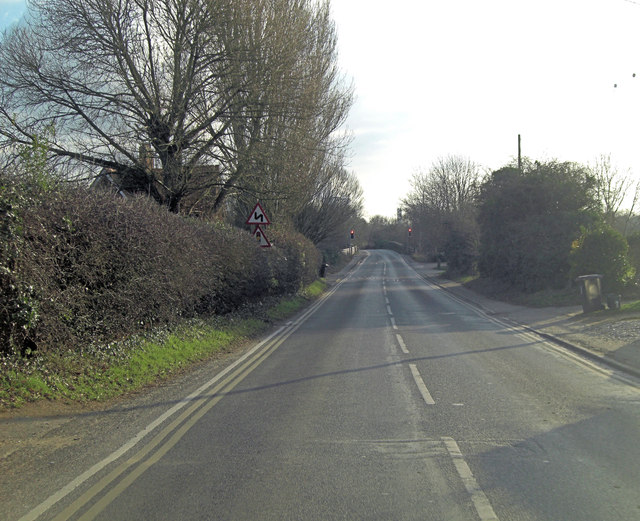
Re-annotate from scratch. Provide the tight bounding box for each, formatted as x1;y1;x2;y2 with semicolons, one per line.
0;169;321;357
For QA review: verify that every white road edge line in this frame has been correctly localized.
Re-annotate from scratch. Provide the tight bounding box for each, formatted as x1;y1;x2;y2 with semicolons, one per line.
409;364;435;405
18;253;368;521
396;334;410;354
386;304;393;315
442;437;500;521
390;316;398;330
398;255;640;386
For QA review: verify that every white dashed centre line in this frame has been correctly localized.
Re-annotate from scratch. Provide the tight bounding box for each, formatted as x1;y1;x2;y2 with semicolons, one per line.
395;334;410;354
442;437;500;521
409;364;435;405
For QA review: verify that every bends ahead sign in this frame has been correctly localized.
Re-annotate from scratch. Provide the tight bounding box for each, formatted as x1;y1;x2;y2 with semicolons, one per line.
246;203;271;226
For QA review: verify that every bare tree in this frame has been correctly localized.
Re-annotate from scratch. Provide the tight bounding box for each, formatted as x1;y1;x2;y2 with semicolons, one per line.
216;0;353;218
293;159;363;245
0;0;235;210
589;154;636;226
0;0;352;215
402;155;482;258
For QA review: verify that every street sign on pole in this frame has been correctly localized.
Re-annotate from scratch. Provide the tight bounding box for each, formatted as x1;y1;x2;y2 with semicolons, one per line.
246;203;271;248
246;203;271;226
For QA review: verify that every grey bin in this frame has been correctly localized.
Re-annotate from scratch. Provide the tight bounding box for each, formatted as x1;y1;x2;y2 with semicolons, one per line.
576;274;604;313
606;293;621;310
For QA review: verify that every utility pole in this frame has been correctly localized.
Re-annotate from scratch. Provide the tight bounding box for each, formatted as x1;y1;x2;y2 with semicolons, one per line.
518;134;522;172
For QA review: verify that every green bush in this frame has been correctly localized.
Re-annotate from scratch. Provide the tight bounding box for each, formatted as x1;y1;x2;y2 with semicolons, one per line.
0;170;45;354
569;225;635;293
265;227;322;295
444;228;478;276
478;162;599;292
626;231;640;283
0;170;320;356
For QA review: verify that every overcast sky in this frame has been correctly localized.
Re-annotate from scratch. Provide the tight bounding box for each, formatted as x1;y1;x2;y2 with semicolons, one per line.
331;0;640;217
3;0;640;218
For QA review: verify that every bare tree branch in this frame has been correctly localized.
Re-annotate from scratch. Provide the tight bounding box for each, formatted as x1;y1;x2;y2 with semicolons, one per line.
0;0;352;217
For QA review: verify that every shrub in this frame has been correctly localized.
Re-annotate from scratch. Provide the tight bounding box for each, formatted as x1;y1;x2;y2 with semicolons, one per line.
569;225;635;293
444;228;478;276
626;231;640;283
478;162;598;292
0;169;47;354
265;227;322;295
1;170;320;356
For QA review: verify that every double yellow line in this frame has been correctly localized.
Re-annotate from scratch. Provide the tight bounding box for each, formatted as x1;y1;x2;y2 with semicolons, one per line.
21;267;358;521
53;329;285;520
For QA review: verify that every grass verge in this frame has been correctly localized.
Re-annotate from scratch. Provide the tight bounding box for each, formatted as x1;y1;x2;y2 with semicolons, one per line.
450;274;581;307
0;280;327;410
622;300;640;312
448;273;640;310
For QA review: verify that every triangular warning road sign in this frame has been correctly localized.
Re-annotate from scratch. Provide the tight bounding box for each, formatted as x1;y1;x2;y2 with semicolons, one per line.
252;225;271;248
246;203;271;226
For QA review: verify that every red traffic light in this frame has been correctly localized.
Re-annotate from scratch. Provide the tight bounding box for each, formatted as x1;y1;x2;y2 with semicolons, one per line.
350;229;355;239
408;227;412;236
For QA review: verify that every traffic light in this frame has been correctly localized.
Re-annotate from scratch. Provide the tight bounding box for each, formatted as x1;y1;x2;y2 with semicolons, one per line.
408;227;412;237
350;229;355;239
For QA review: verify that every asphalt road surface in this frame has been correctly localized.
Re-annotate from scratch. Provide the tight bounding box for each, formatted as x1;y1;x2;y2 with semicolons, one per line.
7;250;640;520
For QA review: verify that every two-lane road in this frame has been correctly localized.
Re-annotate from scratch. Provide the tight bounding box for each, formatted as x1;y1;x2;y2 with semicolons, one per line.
13;250;640;520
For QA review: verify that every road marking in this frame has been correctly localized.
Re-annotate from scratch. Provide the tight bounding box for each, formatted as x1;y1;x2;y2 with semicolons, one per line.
386;304;393;315
390;316;398;330
442;437;499;521
19;255;368;521
396;334;410;354
398;255;640;386
409;364;435;405
385;297;390;305
67;338;285;521
17;323;285;521
50;321;300;521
